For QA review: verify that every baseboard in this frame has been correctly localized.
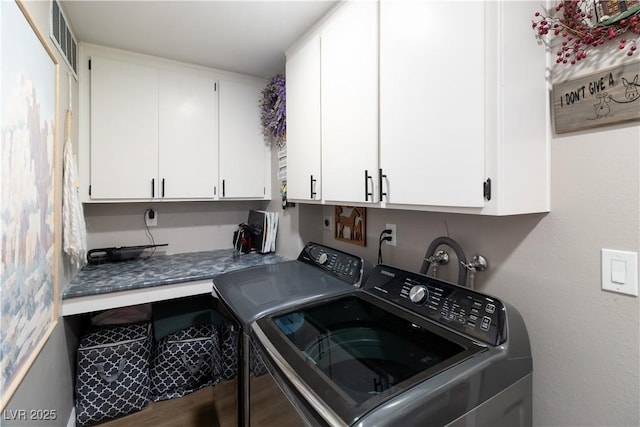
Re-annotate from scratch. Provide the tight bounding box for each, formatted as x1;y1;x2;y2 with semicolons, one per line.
66;407;75;427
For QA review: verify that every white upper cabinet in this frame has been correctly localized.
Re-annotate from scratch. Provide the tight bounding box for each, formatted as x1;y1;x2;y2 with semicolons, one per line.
284;0;549;215
320;0;379;205
80;45;270;202
90;56;159;199
286;34;322;201
379;0;486;208
486;0;549;215
158;70;219;199
88;55;219;201
218;80;270;199
378;0;549;214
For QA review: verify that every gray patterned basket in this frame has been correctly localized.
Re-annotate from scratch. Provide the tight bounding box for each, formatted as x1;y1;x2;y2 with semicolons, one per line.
75;322;152;426
150;323;220;401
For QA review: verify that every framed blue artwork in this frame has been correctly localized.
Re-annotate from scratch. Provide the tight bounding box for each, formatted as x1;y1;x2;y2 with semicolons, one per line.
1;0;60;408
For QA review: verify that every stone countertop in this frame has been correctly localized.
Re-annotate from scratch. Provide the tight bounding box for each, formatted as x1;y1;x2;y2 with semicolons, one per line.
62;249;288;299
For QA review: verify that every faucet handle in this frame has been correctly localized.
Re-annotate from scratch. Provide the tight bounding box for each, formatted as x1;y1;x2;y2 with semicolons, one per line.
461;255;488;272
425;250;449;265
424;250;450;278
460;255;487;290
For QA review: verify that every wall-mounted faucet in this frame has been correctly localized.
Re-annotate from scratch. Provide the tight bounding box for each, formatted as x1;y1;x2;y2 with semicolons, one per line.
461;255;488;289
424;249;449;277
420;236;488;289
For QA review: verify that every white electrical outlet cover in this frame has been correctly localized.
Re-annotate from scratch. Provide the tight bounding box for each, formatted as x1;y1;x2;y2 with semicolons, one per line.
323;216;332;231
385;223;397;247
145;210;157;227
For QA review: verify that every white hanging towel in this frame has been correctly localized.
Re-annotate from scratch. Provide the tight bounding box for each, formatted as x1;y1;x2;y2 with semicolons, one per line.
62;107;87;267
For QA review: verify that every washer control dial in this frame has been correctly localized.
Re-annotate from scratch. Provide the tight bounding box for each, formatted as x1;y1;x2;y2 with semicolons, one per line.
409;285;428;304
318;252;328;265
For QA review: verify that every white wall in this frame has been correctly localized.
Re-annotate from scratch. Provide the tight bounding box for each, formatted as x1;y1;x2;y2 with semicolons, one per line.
83;201;269;255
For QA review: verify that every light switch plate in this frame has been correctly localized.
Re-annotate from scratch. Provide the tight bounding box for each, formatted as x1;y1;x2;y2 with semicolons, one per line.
601;249;638;296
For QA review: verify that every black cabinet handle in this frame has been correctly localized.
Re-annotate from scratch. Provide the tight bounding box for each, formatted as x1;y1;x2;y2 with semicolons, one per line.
222;179;226;197
151;178;155;198
161;178;165;198
364;170;373;201
379;169;387;201
310;175;317;199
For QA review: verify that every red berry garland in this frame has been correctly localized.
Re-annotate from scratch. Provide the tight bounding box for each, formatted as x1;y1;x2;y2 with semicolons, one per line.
532;0;640;65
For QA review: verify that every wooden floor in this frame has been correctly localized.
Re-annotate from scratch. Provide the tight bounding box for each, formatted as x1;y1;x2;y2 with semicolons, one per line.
97;375;304;427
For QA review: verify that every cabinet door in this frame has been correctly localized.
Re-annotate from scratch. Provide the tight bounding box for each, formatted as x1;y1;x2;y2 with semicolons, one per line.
286;35;321;201
90;56;158;199
379;1;485;208
159;71;218;199
321;1;379;204
219;80;268;199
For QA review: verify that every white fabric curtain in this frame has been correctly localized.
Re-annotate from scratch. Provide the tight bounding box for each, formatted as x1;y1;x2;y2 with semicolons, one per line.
62;75;87;267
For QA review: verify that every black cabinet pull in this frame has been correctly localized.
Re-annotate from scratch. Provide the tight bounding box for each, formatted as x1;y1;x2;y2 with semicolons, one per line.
222;179;226;197
484;178;492;201
379;168;387;201
151;178;155;198
364;170;373;201
161;178;165;198
310;175;317;199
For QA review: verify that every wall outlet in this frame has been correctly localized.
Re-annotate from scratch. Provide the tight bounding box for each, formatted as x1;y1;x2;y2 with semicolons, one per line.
145;209;157;227
385;223;397;246
323;216;333;231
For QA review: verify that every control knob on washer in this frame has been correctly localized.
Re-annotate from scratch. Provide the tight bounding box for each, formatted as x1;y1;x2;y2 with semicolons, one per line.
409;285;428;304
318;252;329;265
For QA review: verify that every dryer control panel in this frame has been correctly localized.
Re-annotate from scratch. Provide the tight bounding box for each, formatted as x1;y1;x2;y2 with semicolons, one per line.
297;242;365;286
364;265;506;346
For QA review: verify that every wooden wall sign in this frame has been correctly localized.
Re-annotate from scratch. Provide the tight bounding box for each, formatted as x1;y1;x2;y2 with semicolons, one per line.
334;206;366;247
553;60;640;134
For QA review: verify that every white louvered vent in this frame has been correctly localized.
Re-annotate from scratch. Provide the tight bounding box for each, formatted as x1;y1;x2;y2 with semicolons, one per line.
50;0;78;79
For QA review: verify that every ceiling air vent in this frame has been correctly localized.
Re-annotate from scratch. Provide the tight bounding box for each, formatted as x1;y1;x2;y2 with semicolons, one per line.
50;0;78;79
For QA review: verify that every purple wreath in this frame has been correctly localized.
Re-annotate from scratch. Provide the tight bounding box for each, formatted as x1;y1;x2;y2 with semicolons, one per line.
260;73;286;145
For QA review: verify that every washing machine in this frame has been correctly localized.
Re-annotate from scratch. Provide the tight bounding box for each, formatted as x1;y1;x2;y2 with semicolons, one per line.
212;242;367;426
253;263;532;426
215;244;532;427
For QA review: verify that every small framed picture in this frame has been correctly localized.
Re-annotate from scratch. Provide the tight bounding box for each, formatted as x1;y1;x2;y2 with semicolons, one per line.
334;206;366;247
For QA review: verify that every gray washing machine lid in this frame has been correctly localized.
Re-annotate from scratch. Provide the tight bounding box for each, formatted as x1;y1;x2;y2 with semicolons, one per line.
212;260;356;327
253;292;485;426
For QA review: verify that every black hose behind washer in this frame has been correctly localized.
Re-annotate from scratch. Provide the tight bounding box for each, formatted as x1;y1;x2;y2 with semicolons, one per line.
420;236;468;287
